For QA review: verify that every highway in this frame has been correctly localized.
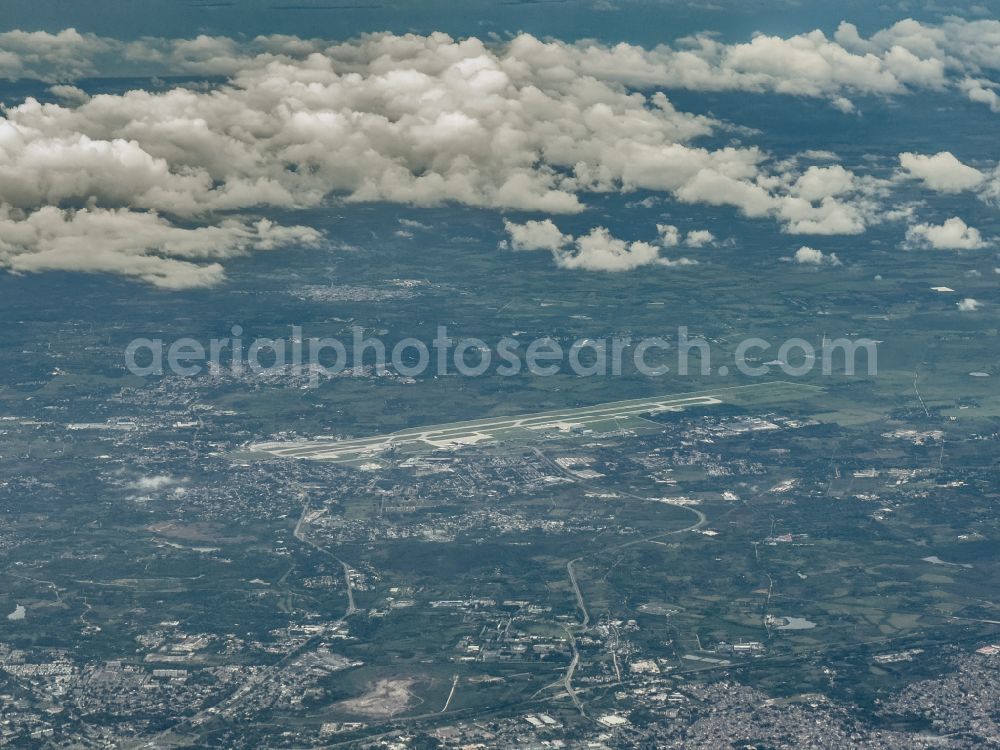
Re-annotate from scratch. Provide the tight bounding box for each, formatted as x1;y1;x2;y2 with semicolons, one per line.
440;674;459;713
293;495;357;618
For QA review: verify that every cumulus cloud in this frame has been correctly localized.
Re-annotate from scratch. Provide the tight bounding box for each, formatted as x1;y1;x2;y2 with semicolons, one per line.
3;20;1000;111
833;18;1000;107
656;224;681;247
793;246;824;264
957;297;982;311
793;245;841;265
1;22;998;286
503;219;571;252
671;162;883;235
0;30;881;286
517;20;984;110
503;220;693;271
0;207;320;288
47;84;89;104
0;28;112;81
555;227;664;272
905;217;987;250
791;165;856;201
960;77;1000;112
898;151;985;193
684;229;715;247
657;224;715;247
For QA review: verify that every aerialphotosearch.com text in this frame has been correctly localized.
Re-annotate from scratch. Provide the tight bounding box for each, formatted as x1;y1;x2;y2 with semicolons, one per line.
124;326;878;386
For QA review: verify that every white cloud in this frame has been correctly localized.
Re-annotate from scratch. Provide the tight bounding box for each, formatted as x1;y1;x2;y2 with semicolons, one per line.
131;474;181;491
957;297;982;311
398;218;430;230
792;165;857;202
673;169;773;218
684;229;715;247
905;217;987;250
0;20;985;110
0;206;320;288
659;224;715;248
799;150;840;161
960;77;1000;112
503;220;694;271
778;197;869;236
47;84;89;104
502;219;571;252
656;223;681;247
0;32;746;285
555;227;664;272
0;28;112;81
793;245;841;265
833;18;1000;104
898;151;985;193
793;246;823;264
2;22;999;285
883;204;918;222
1;19;998;105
